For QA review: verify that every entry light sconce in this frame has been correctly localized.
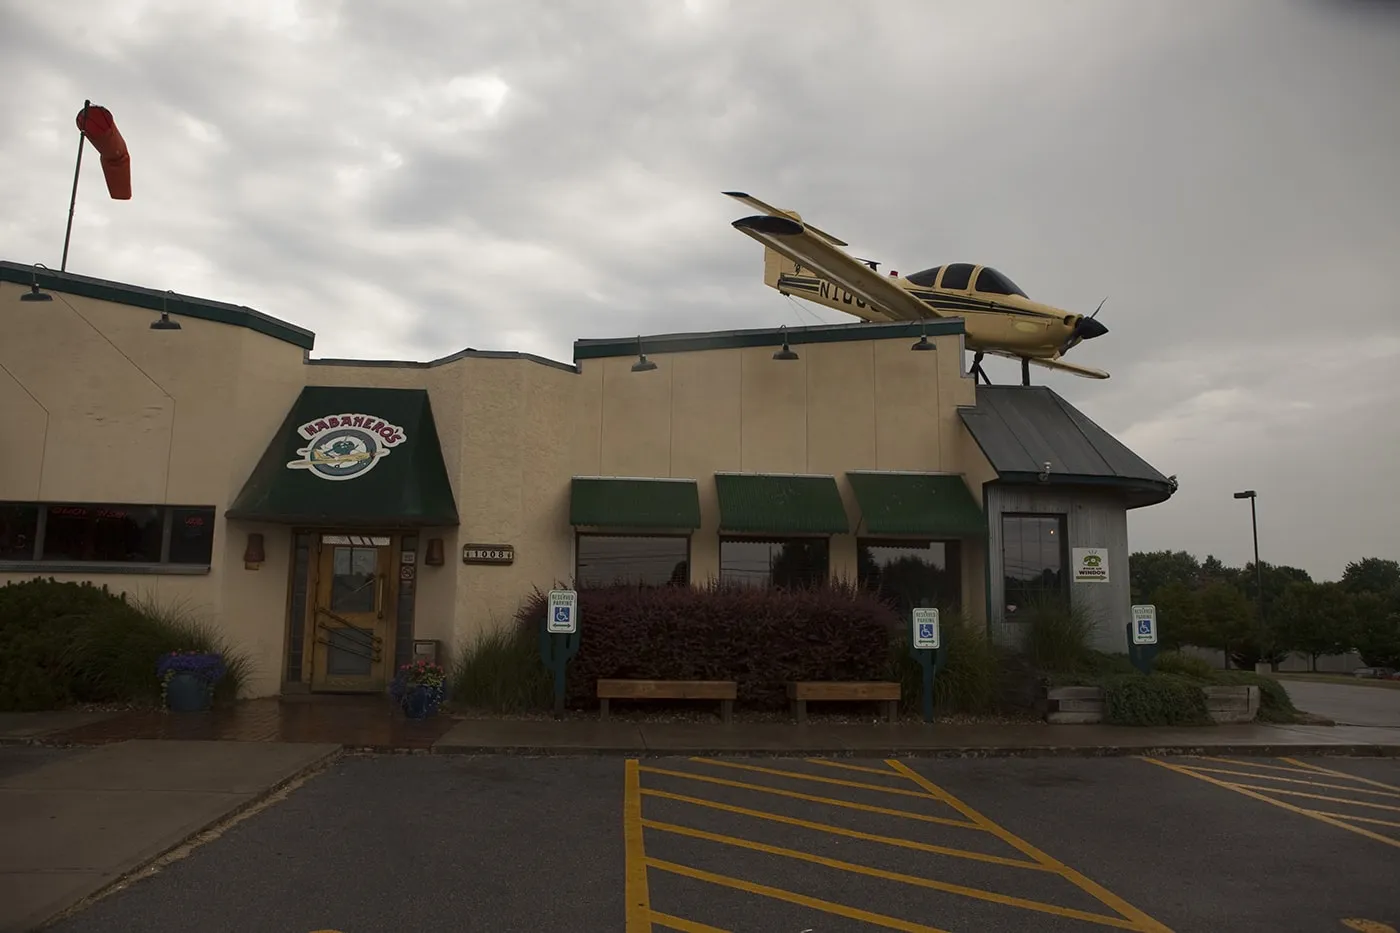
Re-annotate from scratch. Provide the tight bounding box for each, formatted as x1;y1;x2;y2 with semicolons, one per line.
19;263;53;302
1038;461;1052;483
243;532;265;570
630;335;657;372
425;537;445;566
150;290;182;330
772;324;800;360
910;320;934;351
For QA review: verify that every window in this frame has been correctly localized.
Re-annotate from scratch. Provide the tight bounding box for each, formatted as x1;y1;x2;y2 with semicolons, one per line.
575;534;689;587
904;266;942;287
857;540;961;618
719;537;828;589
938;263;975;290
0;501;218;570
1002;513;1066;617
973;266;1028;298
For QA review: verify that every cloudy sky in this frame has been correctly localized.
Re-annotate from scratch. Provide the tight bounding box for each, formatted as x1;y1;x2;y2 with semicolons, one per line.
3;0;1397;581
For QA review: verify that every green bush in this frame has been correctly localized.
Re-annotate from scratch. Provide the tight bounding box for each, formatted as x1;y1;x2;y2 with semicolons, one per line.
0;578;249;711
449;618;551;713
1022;593;1097;673
889;608;1000;715
1154;650;1217;679
1098;672;1212;726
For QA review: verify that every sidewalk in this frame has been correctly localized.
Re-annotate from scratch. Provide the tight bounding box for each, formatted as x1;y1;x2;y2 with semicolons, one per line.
0;738;339;933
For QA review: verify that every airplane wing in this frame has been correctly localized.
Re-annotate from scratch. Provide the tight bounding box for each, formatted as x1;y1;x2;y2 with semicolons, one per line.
730;213;939;322
980;347;1110;379
722;191;847;246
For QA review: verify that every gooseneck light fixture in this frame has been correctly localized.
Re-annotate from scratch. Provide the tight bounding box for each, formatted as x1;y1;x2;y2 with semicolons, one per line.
630;335;657;372
150;289;181;330
1233;489;1265;637
20;263;53;302
772;324;799;360
910;320;934;351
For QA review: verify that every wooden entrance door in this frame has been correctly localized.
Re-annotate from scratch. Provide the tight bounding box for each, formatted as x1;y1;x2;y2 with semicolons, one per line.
309;533;396;692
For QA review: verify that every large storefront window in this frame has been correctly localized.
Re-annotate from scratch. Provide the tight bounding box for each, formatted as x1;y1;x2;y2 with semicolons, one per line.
575;534;689;587
0;501;217;569
719;537;829;589
857;540;961;618
1002;513;1066;617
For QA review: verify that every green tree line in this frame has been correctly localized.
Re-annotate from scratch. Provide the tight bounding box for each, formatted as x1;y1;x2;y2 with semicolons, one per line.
1129;553;1400;671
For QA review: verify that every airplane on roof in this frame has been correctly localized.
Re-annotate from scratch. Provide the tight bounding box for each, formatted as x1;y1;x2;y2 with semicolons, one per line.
723;191;1110;385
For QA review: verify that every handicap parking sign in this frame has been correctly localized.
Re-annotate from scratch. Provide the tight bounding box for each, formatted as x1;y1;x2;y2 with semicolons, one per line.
1137;619;1152;635
918;623;935;639
1130;604;1157;646
547;589;578;634
911;607;940;650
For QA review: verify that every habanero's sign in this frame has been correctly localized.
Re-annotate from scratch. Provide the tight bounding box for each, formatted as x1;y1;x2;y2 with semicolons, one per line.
285;413;407;482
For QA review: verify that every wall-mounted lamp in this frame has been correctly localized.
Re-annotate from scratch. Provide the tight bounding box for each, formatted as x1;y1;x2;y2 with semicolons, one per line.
772;324;800;360
20;263;53;302
910;320;934;351
630;335;657;372
150;289;182;330
243;532;265;570
1038;460;1052;483
425;537;445;566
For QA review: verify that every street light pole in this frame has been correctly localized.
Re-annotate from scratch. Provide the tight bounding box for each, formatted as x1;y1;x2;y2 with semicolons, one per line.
1234;490;1264;666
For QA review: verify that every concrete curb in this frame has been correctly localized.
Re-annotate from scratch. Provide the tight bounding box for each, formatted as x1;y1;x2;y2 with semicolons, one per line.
430;742;1400;759
30;744;344;932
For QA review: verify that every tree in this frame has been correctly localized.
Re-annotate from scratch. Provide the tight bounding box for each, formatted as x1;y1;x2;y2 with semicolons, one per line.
1341;558;1400;596
1271;581;1352;671
1195;581;1258;664
1128;550;1201;604
1351;591;1400;668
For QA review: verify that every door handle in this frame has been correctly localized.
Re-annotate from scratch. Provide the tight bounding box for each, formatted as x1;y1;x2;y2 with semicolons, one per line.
375;573;384;619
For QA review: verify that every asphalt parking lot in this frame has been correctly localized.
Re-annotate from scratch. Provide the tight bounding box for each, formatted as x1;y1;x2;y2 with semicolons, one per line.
40;752;1400;933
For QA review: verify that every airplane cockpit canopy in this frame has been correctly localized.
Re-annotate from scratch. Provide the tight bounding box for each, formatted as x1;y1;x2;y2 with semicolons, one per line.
904;264;1028;299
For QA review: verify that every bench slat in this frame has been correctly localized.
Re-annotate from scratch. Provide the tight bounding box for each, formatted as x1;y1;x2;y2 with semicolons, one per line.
786;681;901;701
597;678;737;700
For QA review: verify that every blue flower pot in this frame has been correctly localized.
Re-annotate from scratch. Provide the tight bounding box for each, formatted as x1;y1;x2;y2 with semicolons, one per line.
401;684;437;719
165;672;212;712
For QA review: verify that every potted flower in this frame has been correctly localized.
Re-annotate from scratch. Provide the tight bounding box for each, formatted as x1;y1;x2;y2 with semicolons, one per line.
157;650;227;712
389;659;447;719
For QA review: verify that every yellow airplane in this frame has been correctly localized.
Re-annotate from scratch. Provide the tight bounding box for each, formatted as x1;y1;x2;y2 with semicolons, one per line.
724;191;1110;384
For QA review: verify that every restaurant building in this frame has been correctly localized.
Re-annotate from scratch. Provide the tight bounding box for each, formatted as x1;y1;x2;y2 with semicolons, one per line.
0;261;1176;699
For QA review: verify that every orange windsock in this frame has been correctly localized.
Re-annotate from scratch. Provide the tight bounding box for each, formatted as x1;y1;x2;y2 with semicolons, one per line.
76;105;131;200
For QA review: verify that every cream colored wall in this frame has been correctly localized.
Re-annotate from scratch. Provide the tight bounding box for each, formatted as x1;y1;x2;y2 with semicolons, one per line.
0;282;309;697
574;331;980;601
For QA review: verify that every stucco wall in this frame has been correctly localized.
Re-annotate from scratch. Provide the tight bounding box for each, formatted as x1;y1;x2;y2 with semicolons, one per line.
983;484;1134;653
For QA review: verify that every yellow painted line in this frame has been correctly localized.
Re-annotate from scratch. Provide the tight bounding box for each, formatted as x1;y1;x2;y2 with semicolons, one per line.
1218;783;1400;813
1143;757;1400;851
648;910;731;933
624;759;652;933
641;786;1048;871
887;760;1174;933
1305;810;1400;830
638;765;983;831
1185;756;1333;776
641;818;1142;930
1280;756;1400;794
687;757;942;801
645;857;953;933
1341;919;1398;932
1181;766;1400;798
805;757;909;778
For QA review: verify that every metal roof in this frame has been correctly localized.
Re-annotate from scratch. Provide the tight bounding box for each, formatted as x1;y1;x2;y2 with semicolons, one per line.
958;386;1176;508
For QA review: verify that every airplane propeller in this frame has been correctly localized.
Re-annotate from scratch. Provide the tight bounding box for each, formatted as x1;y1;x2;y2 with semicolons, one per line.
1059;297;1108;354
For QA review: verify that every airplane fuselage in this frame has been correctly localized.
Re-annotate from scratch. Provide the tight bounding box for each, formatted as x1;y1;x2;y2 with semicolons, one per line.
774;272;1075;358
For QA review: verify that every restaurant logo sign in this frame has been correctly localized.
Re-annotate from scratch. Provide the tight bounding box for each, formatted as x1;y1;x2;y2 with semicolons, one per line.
286;413;407;481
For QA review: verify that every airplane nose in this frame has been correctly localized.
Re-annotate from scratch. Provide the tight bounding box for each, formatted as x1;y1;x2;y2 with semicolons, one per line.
1078;316;1108;340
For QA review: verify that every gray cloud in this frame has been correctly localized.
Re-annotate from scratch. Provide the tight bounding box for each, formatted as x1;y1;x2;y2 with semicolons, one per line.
2;0;1397;579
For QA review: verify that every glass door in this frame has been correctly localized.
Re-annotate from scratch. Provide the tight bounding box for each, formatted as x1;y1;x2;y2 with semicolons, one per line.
309;534;394;692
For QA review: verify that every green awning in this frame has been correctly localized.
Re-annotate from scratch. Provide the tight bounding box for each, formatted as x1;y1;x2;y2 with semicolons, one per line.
846;471;985;537
226;386;458;527
715;473;849;535
570;477;701;529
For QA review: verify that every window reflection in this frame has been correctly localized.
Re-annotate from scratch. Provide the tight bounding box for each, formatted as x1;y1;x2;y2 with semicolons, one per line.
858;540;960;618
576;534;689;587
719;537;828;589
1002;513;1066;617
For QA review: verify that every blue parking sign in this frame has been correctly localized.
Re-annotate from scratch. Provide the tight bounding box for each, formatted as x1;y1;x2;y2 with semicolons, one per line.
1137;618;1152;635
547;589;578;634
919;623;935;639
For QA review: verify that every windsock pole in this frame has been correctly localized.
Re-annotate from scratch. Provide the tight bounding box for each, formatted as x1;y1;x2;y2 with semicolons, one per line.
60;100;91;272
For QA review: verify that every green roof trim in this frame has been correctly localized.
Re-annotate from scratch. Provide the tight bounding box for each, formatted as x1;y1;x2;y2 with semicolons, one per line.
574;318;963;362
1;260;316;351
846;471;985;538
715;473;849;535
570;477;702;529
227;386;458;526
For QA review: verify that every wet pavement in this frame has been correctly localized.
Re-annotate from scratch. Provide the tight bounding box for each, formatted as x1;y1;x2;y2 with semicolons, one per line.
36;752;1400;933
1279;678;1400;728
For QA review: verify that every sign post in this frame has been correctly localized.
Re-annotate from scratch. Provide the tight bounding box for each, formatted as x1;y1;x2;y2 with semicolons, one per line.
909;604;948;723
1127;604;1159;674
540;589;580;716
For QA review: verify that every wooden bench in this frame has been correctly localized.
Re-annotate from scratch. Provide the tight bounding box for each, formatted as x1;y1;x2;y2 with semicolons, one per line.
597;678;737;723
786;681;901;724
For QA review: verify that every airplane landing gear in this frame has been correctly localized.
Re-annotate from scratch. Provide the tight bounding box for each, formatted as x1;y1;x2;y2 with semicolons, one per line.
1021;357;1030;386
971;351;991;385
